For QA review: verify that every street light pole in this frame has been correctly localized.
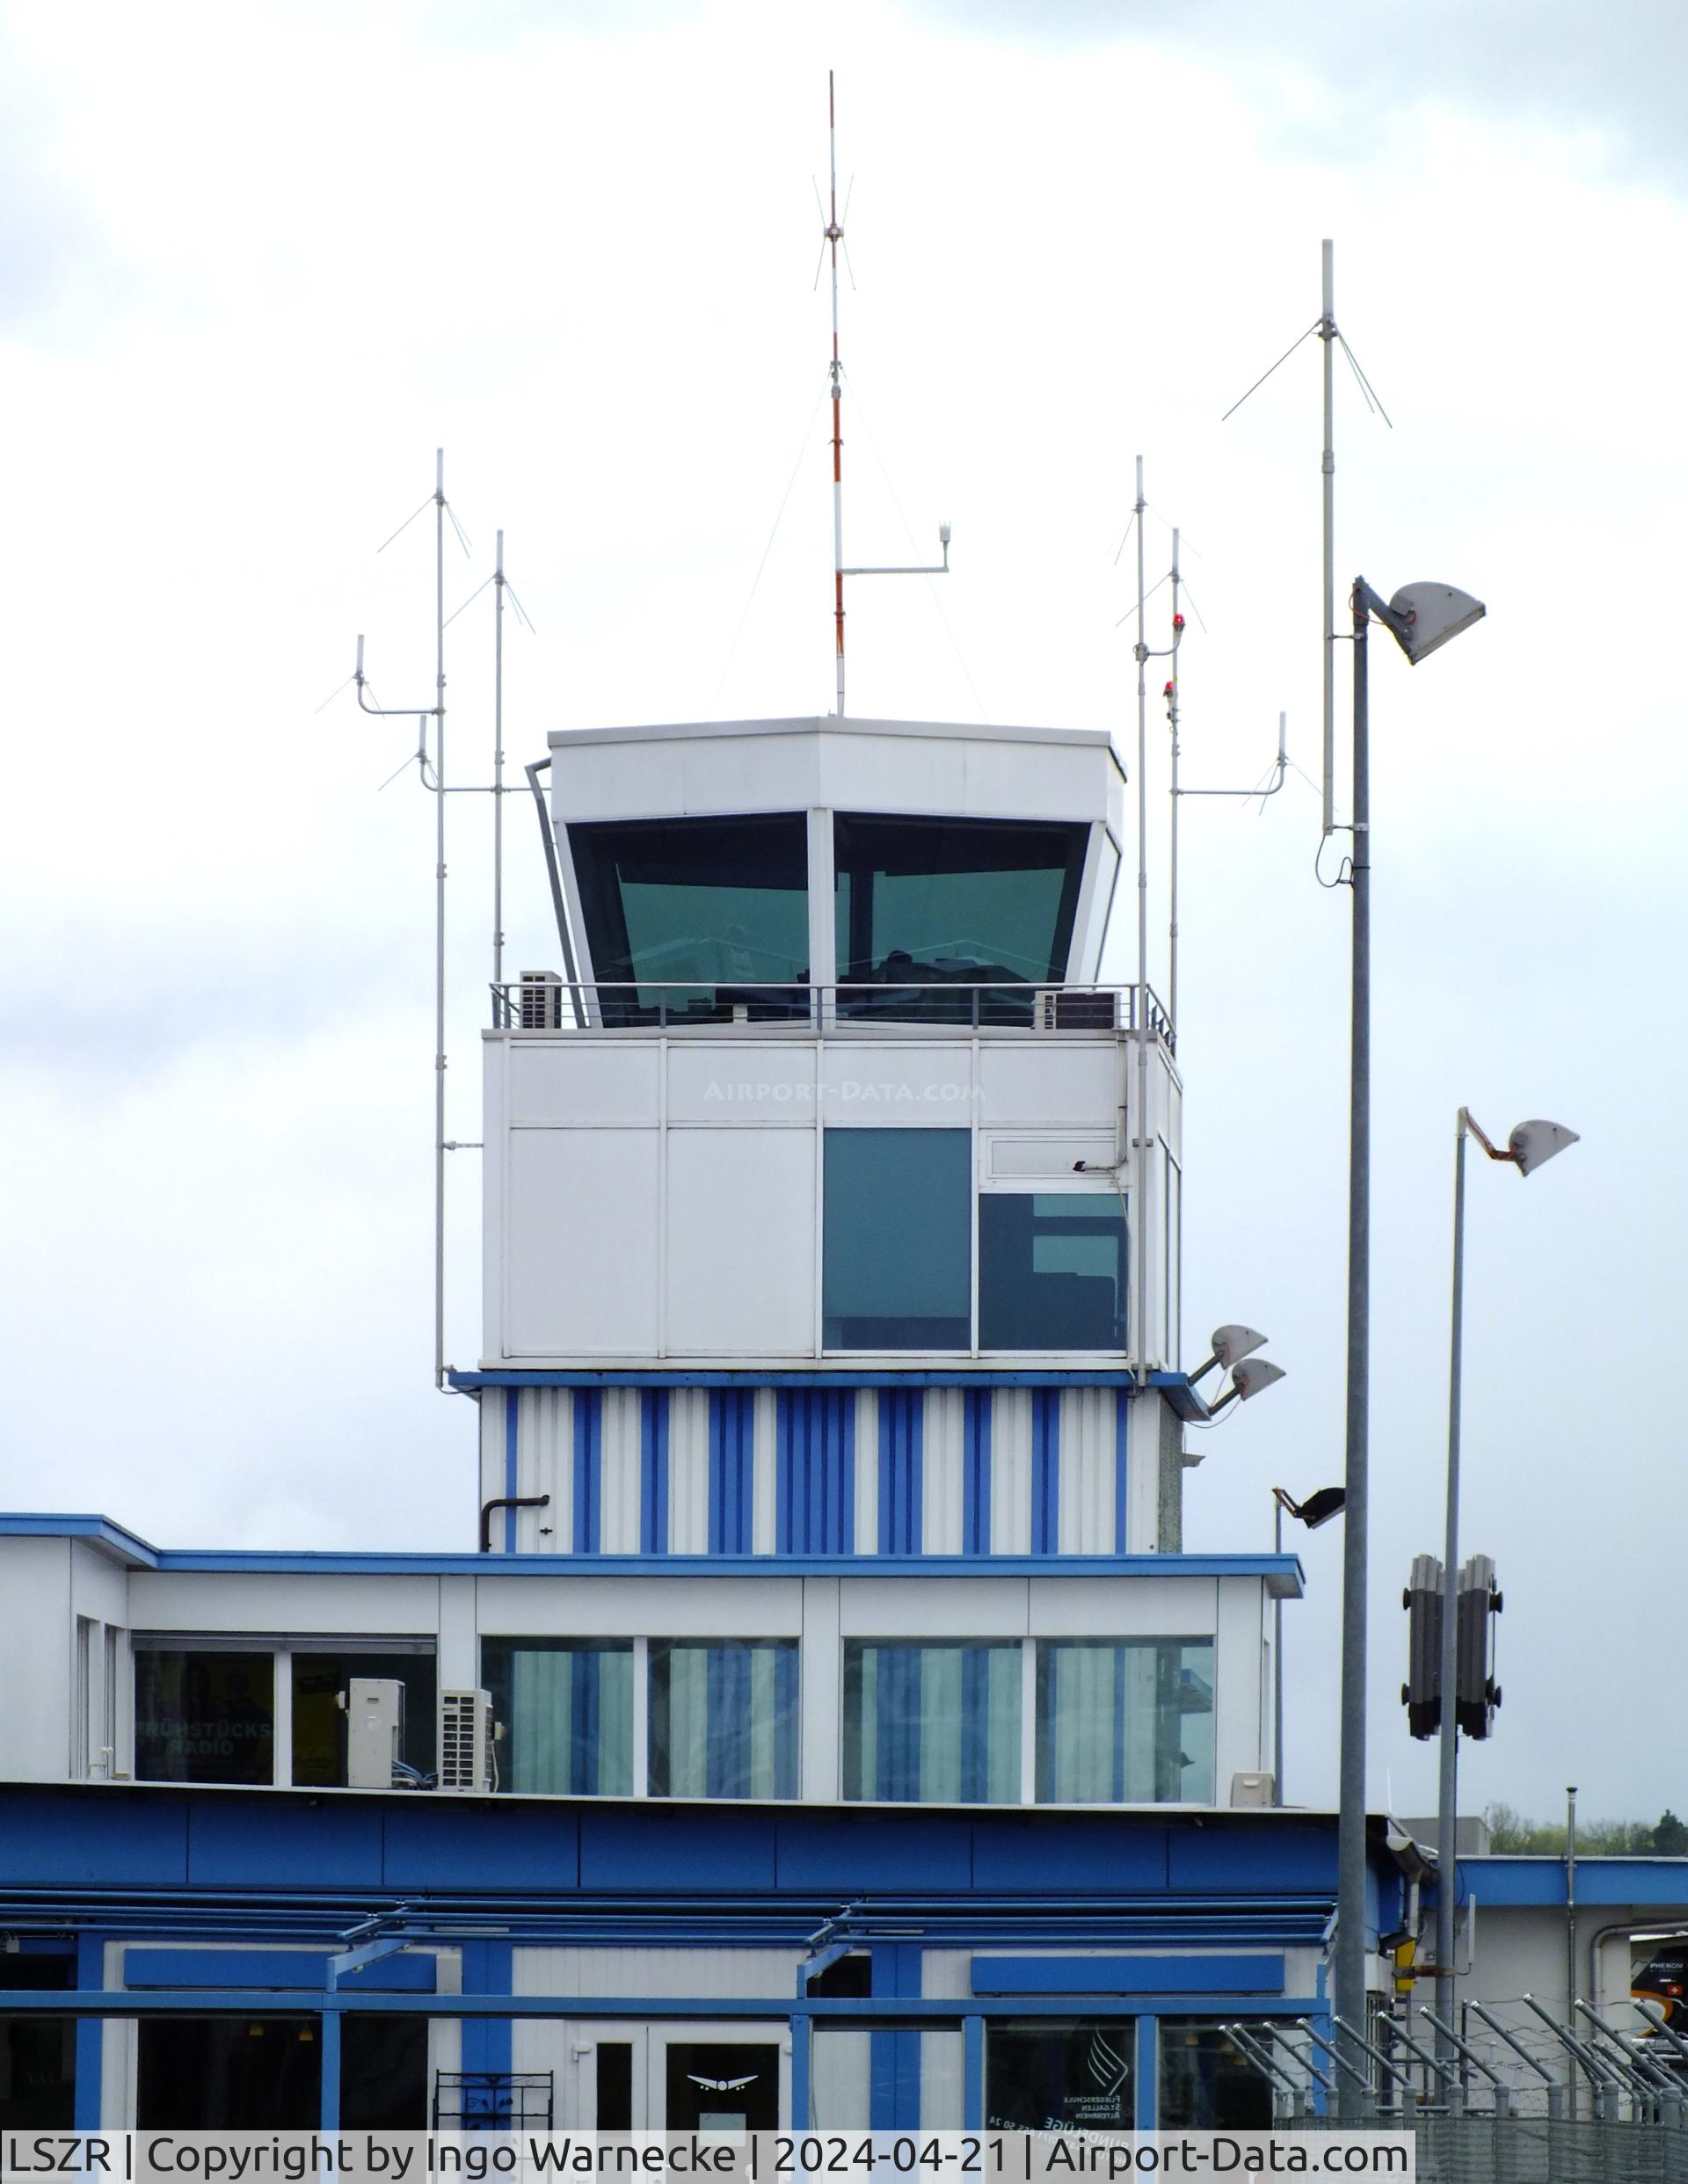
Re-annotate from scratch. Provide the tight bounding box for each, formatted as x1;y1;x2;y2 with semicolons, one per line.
1335;585;1372;2117
1432;1107;1579;2070
1275;1496;1285;1808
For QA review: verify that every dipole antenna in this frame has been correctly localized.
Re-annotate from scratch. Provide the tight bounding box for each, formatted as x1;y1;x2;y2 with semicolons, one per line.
1321;240;1335;840
819;70;951;717
493;529;506;992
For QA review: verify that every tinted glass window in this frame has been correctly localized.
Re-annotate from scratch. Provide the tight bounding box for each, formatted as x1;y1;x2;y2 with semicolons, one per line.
979;1192;1128;1350
136;2019;318;2129
571;813;810;1023
291;1652;437;1787
986;2020;1135;2131
649;1640;799;1799
841;1641;1022;1802
834;814;1088;1022
1036;1639;1215;1803
135;1651;274;1786
823;1129;971;1350
481;1639;634;1795
1158;2020;1275;2129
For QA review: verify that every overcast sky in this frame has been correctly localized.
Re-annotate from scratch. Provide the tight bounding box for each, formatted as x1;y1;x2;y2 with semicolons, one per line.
4;0;1684;1825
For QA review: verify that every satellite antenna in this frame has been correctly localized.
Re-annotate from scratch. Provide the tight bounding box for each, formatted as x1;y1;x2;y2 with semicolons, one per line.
820;70;951;716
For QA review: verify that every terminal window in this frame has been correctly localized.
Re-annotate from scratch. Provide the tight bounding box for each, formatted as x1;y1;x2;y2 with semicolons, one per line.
841;1640;1022;1802
979;1191;1128;1350
823;1128;971;1350
481;1638;635;1795
1036;1638;1215;1804
134;1649;274;1787
648;1638;800;1799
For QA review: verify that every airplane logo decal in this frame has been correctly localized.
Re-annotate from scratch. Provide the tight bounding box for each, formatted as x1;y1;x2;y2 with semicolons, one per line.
688;2073;758;2093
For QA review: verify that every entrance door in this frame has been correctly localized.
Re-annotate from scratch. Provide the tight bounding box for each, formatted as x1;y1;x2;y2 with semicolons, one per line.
580;2025;786;2130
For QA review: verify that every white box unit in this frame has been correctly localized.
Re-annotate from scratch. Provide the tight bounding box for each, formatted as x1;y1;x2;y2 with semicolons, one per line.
439;1688;497;1794
341;1677;404;1790
519;971;564;1030
1229;1771;1275;1808
1034;986;1119;1030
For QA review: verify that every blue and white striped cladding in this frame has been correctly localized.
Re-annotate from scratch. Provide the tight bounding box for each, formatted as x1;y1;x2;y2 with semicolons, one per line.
480;1384;1139;1559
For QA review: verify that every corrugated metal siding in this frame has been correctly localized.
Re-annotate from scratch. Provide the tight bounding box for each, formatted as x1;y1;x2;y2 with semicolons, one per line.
753;1388;776;1553
641;1392;668;1554
854;1389;877;1553
992;1390;1031;1553
878;1388;922;1555
1058;1387;1116;1554
922;1389;964;1554
600;1390;642;1553
518;1387;572;1551
668;1389;709;1554
512;1947;805;1998
964;1389;992;1554
572;1390;601;1552
709;1390;757;1554
777;1389;855;1553
1031;1389;1060;1554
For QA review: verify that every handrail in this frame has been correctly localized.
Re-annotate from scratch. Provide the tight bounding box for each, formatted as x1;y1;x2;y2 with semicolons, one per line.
489;979;1175;1049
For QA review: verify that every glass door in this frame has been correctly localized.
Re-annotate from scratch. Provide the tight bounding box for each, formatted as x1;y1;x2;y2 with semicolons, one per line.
650;2025;785;2131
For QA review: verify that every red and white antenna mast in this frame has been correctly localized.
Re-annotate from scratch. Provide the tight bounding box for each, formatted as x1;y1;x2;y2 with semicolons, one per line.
821;70;951;718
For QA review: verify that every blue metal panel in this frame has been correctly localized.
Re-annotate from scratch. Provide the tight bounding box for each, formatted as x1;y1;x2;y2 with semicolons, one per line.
775;1813;974;1892
573;1390;602;1554
449;1372;1198;1392
1461;1856;1688;1908
1168;1825;1334;1893
382;1803;580;1891
460;1938;513;2115
870;1941;922;2129
963;2015;985;2130
963;1390;991;1555
74;1933;102;2131
581;1806;779;1890
125;1948;435;1991
709;1389;756;1554
790;2013;811;2129
971;1819;1172;1891
971;1954;1284;1996
504;1393;520;1554
319;2007;342;2132
641;1391;669;1554
1134;2018;1157;2130
776;1390;855;1554
0;1795;187;1884
1031;1390;1059;1554
1114;1390;1130;1554
187;1802;385;1889
877;1390;922;1556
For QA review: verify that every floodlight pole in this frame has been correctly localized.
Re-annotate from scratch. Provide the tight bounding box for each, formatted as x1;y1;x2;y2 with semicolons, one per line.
1334;582;1371;2116
1274;1495;1284;1808
1434;1114;1470;2068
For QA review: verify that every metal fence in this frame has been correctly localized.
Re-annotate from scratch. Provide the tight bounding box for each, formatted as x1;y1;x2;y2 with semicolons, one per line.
1292;2112;1688;2184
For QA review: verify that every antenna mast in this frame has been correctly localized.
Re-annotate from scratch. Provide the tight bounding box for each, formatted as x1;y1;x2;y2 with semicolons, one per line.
827;70;846;716
493;528;506;991
1321;239;1335;838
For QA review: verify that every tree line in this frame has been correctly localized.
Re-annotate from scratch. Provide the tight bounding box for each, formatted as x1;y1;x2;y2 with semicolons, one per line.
1485;1802;1688;1855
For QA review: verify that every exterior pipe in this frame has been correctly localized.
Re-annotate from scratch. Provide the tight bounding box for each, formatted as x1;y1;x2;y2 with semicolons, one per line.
479;1494;549;1554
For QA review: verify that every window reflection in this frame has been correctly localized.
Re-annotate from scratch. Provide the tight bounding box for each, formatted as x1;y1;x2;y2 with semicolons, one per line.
134;1651;274;1786
986;2020;1135;2131
481;1639;634;1795
823;1129;971;1350
1036;1639;1214;1803
834;814;1088;1023
979;1192;1128;1350
649;1639;799;1799
842;1641;1022;1803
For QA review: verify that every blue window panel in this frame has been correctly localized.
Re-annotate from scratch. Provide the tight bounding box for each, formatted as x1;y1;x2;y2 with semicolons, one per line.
709;1389;756;1554
503;1391;520;1552
1031;1388;1060;1554
878;1388;923;1555
125;1948;437;1992
641;1390;669;1554
776;1389;855;1554
572;1391;602;1554
1115;1390;1130;1554
963;1390;992;1555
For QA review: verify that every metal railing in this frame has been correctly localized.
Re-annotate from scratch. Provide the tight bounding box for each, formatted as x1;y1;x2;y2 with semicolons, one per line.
491;978;1175;1047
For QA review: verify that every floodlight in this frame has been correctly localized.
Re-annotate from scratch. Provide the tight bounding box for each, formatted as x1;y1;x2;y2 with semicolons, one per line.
1386;583;1487;666
938;521;952;546
1232;1358;1287;1403
1273;1484;1346;1530
1508;1118;1579;1177
1190;1323;1268;1384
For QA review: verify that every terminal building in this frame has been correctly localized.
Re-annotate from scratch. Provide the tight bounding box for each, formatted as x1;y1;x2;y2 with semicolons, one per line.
0;710;1401;2134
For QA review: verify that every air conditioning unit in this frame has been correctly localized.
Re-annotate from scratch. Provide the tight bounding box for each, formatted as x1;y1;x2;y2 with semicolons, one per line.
518;971;564;1030
1230;1771;1275;1808
340;1677;405;1790
438;1689;498;1794
1032;987;1117;1031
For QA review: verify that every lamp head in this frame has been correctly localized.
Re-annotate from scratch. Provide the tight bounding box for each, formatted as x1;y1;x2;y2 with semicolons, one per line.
1231;1358;1286;1403
938;521;952;547
1386;582;1486;665
1210;1323;1267;1372
1509;1118;1579;1176
1293;1486;1346;1529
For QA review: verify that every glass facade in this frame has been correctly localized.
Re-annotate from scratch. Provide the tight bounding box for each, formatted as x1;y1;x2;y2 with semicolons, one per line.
570;812;810;1023
1158;2020;1276;2129
1036;1639;1215;1803
648;1639;799;1799
833;813;1088;1022
482;1639;634;1796
841;1641;1022;1803
134;1650;275;1787
979;1191;1129;1350
823;1129;971;1350
986;2020;1135;2131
